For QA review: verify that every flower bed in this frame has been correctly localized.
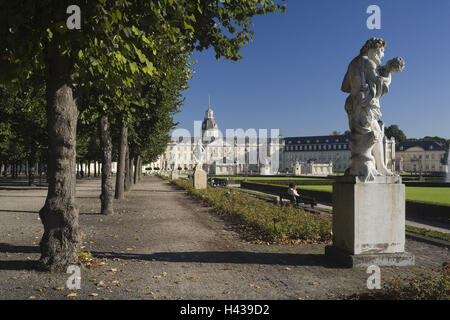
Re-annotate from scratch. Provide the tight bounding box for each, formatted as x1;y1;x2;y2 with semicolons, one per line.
171;179;332;244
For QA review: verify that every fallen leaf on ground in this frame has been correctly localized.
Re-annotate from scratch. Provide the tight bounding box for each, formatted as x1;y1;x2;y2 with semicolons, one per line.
90;293;98;297
67;292;77;297
54;286;65;291
111;280;122;287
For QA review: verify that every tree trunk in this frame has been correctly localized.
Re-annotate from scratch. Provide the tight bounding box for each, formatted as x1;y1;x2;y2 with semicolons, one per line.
94;161;97;177
28;149;36;186
38;159;43;186
99;114;114;215
87;161;91;177
129;155;135;186
114;123;127;199
124;144;130;192
38;54;81;272
128;152;133;188
133;156;140;184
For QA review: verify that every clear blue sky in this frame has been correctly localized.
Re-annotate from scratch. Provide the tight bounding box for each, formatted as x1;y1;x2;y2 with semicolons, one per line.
174;0;450;140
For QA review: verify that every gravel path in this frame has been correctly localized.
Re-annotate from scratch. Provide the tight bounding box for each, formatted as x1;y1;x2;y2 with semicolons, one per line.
0;176;448;300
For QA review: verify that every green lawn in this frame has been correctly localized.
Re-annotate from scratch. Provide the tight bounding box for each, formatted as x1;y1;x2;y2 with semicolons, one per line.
405;187;450;206
297;185;332;192
212;176;328;181
296;185;450;206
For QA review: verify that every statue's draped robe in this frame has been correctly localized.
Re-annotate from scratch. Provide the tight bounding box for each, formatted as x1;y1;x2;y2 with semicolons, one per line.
342;55;389;181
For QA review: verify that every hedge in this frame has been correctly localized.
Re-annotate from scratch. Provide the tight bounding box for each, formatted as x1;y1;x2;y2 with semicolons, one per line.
171;179;332;243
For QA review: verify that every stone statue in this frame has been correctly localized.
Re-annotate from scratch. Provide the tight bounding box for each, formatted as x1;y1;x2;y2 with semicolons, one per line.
341;38;405;182
192;139;205;169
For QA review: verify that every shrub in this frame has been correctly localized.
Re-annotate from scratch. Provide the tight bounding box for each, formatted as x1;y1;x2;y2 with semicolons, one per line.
406;225;450;242
171;179;332;243
350;265;449;300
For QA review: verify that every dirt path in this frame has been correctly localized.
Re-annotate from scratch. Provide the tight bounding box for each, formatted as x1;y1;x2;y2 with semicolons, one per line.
0;176;448;300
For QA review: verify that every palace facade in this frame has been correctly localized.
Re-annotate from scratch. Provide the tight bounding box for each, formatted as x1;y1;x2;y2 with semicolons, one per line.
281;134;396;174
148;106;403;176
148;104;282;175
395;141;448;174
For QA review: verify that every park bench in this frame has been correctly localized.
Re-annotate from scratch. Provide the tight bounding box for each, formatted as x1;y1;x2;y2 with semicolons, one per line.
279;191;317;209
209;178;228;187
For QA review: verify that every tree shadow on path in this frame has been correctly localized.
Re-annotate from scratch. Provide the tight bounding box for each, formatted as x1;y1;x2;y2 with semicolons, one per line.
92;250;344;268
0;243;40;271
0;209;39;214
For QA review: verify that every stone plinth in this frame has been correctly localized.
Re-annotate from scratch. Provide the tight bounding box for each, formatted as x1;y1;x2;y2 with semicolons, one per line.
171;170;179;180
325;175;414;267
193;169;207;190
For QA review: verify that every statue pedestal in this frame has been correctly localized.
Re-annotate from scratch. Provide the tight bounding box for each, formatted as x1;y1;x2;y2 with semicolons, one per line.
325;175;414;267
193;169;207;190
170;170;179;180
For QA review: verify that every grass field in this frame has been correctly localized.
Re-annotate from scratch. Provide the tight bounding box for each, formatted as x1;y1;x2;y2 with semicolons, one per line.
405;187;450;206
296;185;450;206
212;176;328;181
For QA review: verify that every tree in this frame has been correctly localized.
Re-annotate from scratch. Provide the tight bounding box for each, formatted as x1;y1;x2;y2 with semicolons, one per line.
0;86;47;183
0;0;285;271
385;124;406;144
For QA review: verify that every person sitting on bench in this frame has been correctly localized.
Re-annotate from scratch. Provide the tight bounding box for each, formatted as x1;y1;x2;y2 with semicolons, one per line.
287;183;301;205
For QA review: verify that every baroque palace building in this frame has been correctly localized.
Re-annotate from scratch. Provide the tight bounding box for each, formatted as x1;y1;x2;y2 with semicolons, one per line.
281;134;396;174
148;104;282;175
148;105;401;175
395;140;448;174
